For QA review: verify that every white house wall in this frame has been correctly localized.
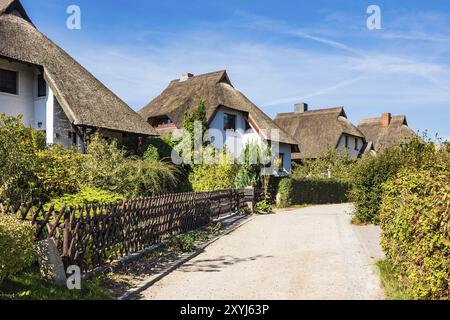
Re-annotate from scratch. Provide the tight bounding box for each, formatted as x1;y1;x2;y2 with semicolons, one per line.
337;134;364;158
209;106;292;173
0;59;35;126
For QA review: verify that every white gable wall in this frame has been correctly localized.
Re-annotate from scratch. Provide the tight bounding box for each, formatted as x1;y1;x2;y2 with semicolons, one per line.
209;106;292;174
336;134;364;158
0;59;35;126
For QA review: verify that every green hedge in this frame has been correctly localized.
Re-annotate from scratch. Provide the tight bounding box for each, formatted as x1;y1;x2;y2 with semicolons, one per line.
380;166;450;300
277;178;351;207
0;215;36;285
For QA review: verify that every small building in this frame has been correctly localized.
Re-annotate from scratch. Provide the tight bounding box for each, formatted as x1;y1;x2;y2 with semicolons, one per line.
0;0;156;152
139;70;299;174
274;104;366;161
358;113;416;152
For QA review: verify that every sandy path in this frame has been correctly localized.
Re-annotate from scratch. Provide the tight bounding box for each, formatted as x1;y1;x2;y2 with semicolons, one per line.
139;203;385;300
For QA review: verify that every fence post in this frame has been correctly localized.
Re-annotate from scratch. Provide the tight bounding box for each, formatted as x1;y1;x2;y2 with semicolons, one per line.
62;207;71;268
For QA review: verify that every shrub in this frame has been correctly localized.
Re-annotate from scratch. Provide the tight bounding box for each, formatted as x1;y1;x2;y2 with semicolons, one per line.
0;215;36;285
292;147;356;183
350;136;438;224
33;146;83;203
46;187;124;211
189;149;239;192
254;199;273;214
277;178;351;207
0;114;46;204
143;144;160;161
81;134;178;198
380;165;450;300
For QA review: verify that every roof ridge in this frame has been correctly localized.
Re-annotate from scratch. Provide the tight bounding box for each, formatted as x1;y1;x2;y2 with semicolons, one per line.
276;107;343;118
170;70;227;82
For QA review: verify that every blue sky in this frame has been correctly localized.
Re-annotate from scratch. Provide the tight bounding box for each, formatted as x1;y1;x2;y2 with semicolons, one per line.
21;0;450;141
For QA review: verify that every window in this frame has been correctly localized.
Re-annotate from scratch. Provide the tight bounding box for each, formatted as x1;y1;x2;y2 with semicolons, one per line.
0;68;18;94
344;136;349;148
354;138;359;151
37;73;46;97
150;116;174;128
224;113;236;131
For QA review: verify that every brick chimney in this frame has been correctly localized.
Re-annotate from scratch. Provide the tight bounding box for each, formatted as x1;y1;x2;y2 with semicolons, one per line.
294;103;308;113
180;72;194;82
381;112;392;128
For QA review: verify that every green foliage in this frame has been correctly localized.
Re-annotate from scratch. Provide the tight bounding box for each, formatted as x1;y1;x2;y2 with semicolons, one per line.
142;144;160;161
189;149;239;192
292;147;356;183
234;143;265;189
0;266;111;300
33;146;83;203
0;113;46;204
183;100;208;140
277;177;351;208
0;216;35;284
380;163;450;300
350;135;439;224
46;187;124;211
254;199;273;214
81;134;178;198
377;260;414;300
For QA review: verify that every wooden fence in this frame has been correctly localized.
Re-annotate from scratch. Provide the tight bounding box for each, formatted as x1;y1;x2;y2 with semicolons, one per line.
6;189;248;273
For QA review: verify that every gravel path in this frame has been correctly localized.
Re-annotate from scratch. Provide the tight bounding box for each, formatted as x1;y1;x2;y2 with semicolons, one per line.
139;204;385;300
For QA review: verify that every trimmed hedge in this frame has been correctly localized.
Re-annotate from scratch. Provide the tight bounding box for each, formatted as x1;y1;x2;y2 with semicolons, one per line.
277;178;351;207
380;166;450;300
0;215;36;285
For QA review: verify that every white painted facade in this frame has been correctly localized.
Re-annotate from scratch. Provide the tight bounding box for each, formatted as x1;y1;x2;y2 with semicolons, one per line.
336;134;364;158
0;58;76;147
208;106;292;174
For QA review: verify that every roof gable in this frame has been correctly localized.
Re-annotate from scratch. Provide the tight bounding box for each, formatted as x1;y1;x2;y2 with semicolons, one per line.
0;9;156;136
358;114;415;151
139;70;298;145
274;107;365;159
0;0;32;23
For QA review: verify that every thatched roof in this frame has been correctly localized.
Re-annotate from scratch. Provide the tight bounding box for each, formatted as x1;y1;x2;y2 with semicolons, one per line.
139;70;298;146
358;114;416;151
274;107;365;159
0;1;156;136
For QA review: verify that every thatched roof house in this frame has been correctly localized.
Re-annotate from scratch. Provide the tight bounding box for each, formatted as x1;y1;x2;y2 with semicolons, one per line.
139;70;298;147
358;113;416;151
0;0;156;140
274;104;366;160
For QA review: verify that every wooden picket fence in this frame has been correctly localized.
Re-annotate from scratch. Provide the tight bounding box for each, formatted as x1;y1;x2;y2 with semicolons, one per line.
5;189;249;273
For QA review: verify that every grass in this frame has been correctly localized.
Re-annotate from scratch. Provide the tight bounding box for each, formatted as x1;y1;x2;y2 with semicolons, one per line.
377;260;414;300
0;266;112;300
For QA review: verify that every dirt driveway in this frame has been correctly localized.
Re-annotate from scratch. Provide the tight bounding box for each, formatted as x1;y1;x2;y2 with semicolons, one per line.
138;204;385;300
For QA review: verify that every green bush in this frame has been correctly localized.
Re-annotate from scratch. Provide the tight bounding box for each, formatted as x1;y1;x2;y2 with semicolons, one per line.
0;114;46;204
46;187;124;211
254;199;273;214
292;147;356;183
189;149;239;192
277;178;351;207
350;136;438;224
380;165;450;300
81;134;178;198
33;146;83;203
0;215;36;284
142;144;160;161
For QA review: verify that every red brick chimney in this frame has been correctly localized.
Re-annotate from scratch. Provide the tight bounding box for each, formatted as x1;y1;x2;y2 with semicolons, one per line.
381;113;392;128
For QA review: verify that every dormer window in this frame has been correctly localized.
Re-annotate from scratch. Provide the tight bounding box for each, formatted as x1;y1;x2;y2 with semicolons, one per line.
224;113;236;131
0;68;18;95
149;116;174;129
37;73;46;97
